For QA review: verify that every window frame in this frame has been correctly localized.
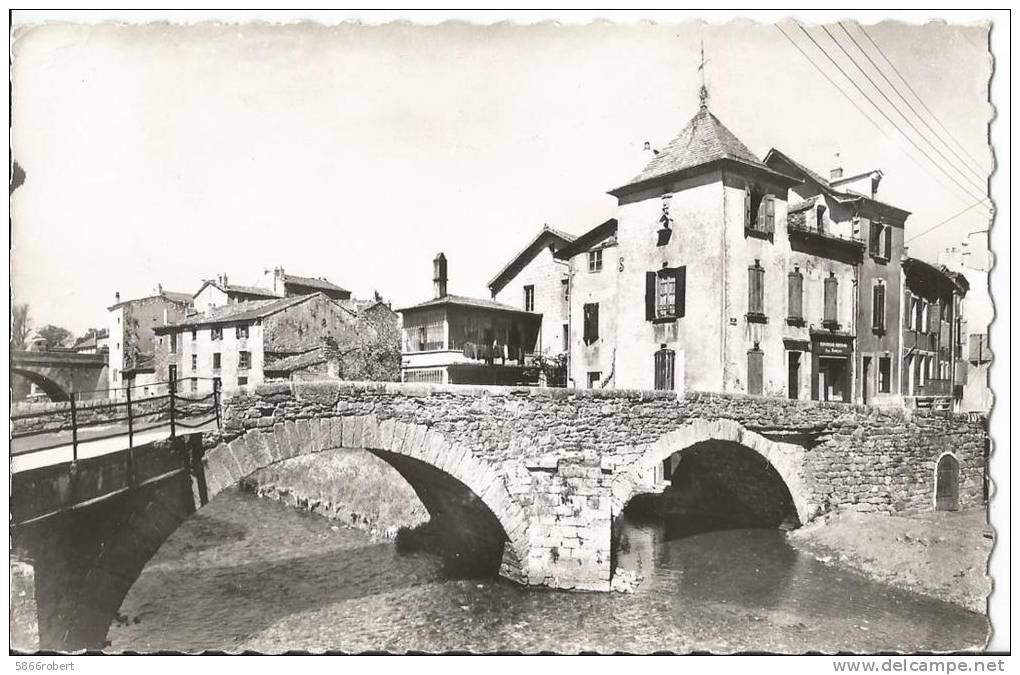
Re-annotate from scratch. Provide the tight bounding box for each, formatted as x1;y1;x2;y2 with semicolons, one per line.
236;324;249;339
211;327;223;341
787;267;804;325
654;348;676;391
523;285;535;312
587;249;603;273
238;350;251;370
746;260;767;323
212;352;222;371
582;302;600;345
872;281;887;333
823;273;840;330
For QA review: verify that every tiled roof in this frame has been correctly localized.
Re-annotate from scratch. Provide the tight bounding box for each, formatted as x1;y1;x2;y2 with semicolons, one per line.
487;225;577;295
611;108;789;196
283;274;349;295
109;290;193;310
157;294;320;331
395;294;539;315
265;348;327;374
194;279;280;300
764;148;910;219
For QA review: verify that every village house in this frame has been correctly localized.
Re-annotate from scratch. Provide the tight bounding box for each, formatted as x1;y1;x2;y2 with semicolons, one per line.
900;257;969;411
763;149;908;406
71;329;109;354
487;225;575;360
555;91;919;405
192;274;280;313
153;292;391;392
107;288;193;398
260;266;352;302
398;253;542;385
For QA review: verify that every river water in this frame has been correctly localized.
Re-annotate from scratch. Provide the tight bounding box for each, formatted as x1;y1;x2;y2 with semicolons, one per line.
108;488;988;653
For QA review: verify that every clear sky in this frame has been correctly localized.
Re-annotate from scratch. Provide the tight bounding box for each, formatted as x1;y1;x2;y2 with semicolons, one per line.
11;18;993;335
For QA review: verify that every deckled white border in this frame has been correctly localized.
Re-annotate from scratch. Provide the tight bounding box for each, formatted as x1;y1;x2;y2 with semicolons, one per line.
4;7;1010;660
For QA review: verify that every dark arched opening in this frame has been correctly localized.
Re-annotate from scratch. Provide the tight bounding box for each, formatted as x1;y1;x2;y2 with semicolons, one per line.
612;440;801;581
935;454;960;511
11;368;70;402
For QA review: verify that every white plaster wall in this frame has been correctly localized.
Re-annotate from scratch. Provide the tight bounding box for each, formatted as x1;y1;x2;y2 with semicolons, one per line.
493;246;569;355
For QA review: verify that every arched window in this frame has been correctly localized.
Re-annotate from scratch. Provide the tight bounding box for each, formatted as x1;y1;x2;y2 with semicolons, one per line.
935;454;960;511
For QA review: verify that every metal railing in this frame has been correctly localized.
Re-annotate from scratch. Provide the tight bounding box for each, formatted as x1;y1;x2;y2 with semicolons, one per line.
10;373;223;461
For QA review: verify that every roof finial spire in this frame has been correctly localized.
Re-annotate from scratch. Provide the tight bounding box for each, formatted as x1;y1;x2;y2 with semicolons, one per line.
698;40;710;109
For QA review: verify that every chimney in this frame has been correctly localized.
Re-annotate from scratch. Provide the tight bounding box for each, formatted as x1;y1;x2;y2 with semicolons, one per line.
274;267;286;296
115;291;121;303
870;170;883;198
830;152;843;181
157;283;163;294
222;273;228;287
433;253;448;299
643;141;651;151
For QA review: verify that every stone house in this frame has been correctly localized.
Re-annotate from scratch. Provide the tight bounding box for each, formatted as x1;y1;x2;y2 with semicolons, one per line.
556;97;916;405
764;149;909;406
398;254;542;385
487;225;575;357
900;257;969;411
192;274;280;313
154;292;381;392
260;266;352;302
107;289;193;398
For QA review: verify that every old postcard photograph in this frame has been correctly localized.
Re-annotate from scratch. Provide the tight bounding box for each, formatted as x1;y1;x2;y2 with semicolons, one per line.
7;10;1008;659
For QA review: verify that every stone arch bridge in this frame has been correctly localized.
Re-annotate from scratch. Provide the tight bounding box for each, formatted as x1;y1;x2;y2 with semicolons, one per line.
11;349;108;402
11;381;987;650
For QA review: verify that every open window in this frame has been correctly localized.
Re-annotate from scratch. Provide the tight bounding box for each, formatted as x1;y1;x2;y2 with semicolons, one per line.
869;220;892;261
583;303;599;345
745;186;775;237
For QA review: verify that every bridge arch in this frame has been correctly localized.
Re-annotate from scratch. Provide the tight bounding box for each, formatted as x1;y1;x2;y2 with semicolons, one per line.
11;367;71;402
197;416;531;581
610;418;814;526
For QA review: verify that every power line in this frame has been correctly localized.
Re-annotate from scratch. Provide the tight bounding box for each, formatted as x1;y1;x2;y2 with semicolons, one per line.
822;24;986;195
904;198;990;244
837;22;988;186
777;23;988;206
858;23;988;177
801;23;987;204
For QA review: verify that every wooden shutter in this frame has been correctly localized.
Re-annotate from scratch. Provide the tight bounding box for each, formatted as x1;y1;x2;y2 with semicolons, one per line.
744;186;752;229
654;349;675;391
883;225;892;259
645;271;656;321
747;350;763;395
929;301;941;333
788;270;803;320
674;266;686;318
824;275;838;323
869;222;881;256
764;195;775;233
873;284;886;330
748;264;763;315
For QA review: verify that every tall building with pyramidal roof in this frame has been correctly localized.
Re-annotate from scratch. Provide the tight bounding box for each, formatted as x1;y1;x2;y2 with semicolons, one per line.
555;84;896;402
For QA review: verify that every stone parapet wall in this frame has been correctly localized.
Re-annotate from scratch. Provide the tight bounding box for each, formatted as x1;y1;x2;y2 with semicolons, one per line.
11;393;216;436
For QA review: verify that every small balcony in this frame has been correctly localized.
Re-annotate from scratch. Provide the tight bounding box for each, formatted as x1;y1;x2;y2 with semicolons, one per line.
787;220;865;261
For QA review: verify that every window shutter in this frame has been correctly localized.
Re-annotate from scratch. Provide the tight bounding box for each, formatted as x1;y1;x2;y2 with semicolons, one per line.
674;266;686;318
744;186;751;229
929;301;940;333
748;265;763;315
654;350;675;391
765;195;775;233
788;271;803;319
645;271;656;321
883;225;892;259
592;303;599;341
824;276;838;323
871;285;884;330
869;222;881;256
747;350;763;395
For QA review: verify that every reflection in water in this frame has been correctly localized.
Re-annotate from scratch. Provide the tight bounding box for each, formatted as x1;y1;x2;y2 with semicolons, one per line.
109;488;988;653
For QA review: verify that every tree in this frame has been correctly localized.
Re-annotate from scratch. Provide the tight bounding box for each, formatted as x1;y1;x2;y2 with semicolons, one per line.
11;303;31;349
36;324;73;349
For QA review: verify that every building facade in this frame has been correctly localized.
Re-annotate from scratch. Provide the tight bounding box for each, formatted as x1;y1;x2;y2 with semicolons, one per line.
399;254;543;385
556;98;917;406
107;289;193;398
154;292;369;392
260;266;352;301
488;225;575;358
900;257;969;412
764;149;909;406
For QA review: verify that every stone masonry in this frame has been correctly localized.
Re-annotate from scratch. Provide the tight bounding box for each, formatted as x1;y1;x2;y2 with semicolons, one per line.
206;380;987;591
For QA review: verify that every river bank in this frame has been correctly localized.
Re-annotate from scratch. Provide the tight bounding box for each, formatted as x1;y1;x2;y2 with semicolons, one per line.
240;448;428;538
788;509;993;615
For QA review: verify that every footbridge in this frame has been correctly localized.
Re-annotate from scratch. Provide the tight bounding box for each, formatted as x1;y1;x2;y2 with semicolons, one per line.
10;380;987;651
